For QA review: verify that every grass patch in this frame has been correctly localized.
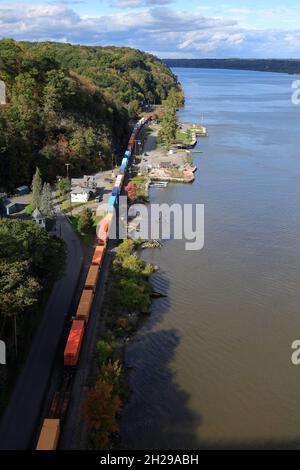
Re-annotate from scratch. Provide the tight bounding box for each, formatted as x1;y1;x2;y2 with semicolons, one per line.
61;200;85;213
176;129;192;145
24;203;34;216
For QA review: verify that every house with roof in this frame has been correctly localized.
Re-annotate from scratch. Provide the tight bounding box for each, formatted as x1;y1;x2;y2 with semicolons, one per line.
70;186;92;203
32;208;46;229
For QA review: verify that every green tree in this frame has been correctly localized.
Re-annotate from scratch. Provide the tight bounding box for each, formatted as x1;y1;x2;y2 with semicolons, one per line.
164;88;184;109
96;340;114;369
115;239;134;260
117;277;150;310
42;70;67;127
78;208;93;235
57;177;71;197
40;182;53;217
31;166;42;210
158;107;178;147
0;218;66;284
100;360;122;396
0;260;41;356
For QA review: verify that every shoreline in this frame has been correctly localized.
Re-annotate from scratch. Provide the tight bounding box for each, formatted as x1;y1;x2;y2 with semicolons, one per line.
80;115;201;450
113;121;199;448
137;122;197;184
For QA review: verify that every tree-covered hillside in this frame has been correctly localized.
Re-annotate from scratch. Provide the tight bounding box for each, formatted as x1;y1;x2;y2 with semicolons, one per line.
0;40;182;191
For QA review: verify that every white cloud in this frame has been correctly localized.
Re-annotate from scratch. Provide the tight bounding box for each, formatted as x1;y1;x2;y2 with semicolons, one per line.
0;2;300;58
111;0;174;8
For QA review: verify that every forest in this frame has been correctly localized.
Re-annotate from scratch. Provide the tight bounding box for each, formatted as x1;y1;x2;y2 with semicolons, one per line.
0;40;182;191
164;58;300;75
0;218;66;412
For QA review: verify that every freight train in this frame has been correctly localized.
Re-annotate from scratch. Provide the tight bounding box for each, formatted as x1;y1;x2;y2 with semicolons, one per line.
36;117;149;450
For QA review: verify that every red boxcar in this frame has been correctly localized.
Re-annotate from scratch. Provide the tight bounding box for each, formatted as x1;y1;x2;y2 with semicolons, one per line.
76;289;94;323
64;320;85;367
92;245;105;267
85;265;99;292
97;214;112;246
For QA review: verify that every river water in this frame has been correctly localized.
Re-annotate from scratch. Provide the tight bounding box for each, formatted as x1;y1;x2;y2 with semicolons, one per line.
120;68;300;449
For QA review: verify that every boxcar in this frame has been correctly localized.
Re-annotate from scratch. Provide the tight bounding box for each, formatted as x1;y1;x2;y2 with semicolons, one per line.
76;289;94;323
92;245;105;266
64;320;85;367
85;265;99;292
36;419;60;451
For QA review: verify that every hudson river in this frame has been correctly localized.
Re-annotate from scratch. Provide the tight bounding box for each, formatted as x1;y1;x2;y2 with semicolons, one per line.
120;68;300;449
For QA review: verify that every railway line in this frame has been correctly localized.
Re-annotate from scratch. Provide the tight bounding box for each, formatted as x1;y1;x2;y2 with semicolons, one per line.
36;117;150;450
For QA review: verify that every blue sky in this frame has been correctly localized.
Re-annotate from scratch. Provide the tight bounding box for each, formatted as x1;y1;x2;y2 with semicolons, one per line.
0;0;300;58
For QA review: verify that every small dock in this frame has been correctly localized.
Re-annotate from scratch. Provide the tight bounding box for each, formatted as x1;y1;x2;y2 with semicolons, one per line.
180;122;208;137
191;125;208;137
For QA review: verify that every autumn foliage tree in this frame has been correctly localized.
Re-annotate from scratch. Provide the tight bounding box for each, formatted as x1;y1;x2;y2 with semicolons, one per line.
125;181;137;202
82;379;121;448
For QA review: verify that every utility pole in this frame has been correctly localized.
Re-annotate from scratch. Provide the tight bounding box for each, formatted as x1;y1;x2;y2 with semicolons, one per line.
65;163;70;179
65;163;72;216
134;140;141;164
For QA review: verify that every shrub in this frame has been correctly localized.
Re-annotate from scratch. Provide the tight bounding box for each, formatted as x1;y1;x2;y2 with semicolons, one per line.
78;208;93;235
96;339;114;369
82;379;121;448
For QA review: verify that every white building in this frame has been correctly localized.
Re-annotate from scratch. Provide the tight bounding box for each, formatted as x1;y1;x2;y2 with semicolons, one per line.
71;187;91;203
32;209;46;229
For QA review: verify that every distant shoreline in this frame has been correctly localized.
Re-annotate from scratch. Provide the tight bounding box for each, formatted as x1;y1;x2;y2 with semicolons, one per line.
163;59;300;75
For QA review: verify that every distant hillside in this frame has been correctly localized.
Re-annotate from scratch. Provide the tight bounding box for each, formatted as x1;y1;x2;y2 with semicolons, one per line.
0;40;182;191
163;59;300;75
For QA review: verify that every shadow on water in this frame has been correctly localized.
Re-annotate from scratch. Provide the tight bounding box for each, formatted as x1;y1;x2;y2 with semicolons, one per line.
118;268;203;450
119;311;300;449
119;328;204;450
119;260;300;450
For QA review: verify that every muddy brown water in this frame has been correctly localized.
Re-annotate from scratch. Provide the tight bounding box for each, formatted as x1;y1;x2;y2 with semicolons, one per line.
120;68;300;450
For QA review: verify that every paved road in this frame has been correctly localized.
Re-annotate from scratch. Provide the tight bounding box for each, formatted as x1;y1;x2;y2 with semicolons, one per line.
138;126;158;173
0;203;83;450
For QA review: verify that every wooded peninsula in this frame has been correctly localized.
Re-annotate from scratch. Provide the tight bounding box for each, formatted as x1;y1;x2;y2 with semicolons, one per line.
0;40;182;192
163;58;300;75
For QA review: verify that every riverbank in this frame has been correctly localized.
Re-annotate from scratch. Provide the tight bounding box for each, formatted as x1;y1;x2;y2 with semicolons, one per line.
81;239;155;449
79;110;202;449
138;123;197;183
80;114;201;449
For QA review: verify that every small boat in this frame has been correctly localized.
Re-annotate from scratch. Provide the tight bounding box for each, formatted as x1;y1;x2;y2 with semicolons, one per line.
149;182;168;188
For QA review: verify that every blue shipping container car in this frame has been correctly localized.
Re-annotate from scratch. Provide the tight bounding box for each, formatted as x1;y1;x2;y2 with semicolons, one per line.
112;186;119;197
107;196;117;212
